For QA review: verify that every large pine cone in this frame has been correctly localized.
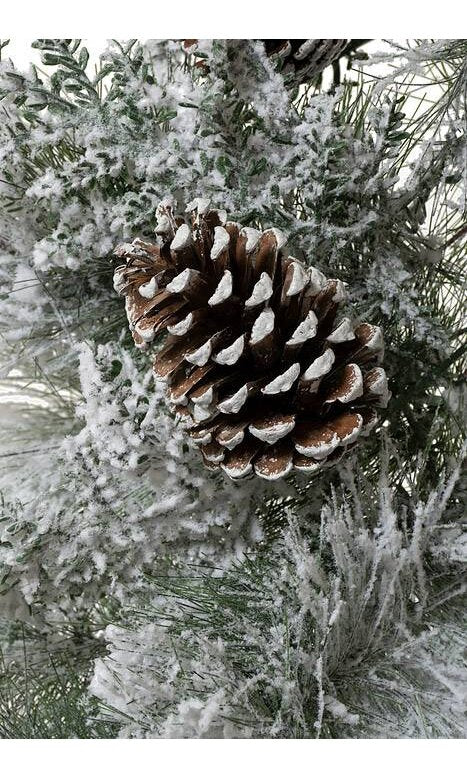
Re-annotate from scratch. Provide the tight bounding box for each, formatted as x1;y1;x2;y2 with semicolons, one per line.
114;199;390;481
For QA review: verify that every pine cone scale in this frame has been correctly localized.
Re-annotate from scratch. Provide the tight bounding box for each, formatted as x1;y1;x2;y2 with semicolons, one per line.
254;440;294;481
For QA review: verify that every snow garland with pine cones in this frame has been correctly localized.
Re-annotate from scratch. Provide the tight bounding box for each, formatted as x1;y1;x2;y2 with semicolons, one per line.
114;199;390;481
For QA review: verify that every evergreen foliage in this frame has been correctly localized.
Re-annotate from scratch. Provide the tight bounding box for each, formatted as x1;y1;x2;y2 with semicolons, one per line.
0;38;465;738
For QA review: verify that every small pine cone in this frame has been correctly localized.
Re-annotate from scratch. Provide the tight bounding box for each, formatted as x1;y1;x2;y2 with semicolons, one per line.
114;199;390;481
261;39;349;81
182;39;350;83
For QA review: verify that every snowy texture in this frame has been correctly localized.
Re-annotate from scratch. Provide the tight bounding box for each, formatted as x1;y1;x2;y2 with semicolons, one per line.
0;38;465;739
0;342;264;615
90;459;467;738
262;363;301;395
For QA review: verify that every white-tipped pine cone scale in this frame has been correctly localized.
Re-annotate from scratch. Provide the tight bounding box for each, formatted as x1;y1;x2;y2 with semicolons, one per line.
114;200;390;481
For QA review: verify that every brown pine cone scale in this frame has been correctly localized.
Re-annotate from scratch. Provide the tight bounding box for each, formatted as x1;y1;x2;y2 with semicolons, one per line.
114;199;390;481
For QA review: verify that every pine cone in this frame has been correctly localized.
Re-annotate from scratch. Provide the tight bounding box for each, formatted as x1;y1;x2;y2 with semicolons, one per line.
182;39;364;83
114;199;390;481
261;39;348;81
